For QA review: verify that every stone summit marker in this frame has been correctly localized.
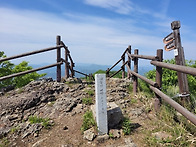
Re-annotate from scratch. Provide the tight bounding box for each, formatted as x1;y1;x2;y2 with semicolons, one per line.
95;74;108;135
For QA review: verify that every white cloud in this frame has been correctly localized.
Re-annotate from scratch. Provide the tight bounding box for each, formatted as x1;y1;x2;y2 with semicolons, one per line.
84;0;133;14
0;6;194;67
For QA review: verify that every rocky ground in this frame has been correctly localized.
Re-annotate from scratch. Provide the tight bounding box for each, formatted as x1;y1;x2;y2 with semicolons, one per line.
0;77;195;147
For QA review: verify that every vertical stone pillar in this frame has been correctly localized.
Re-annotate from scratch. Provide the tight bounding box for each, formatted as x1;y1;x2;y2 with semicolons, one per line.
95;74;108;135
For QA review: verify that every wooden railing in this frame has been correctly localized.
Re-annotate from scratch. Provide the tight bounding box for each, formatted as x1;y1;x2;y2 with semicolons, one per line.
106;46;196;126
106;21;196;126
0;35;91;83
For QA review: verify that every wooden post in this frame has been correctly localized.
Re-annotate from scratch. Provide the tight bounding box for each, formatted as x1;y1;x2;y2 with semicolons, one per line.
56;35;61;82
127;45;131;79
154;49;163;111
122;55;125;79
89;74;92;80
65;47;69;79
171;21;190;105
106;68;110;77
70;62;75;78
133;49;138;95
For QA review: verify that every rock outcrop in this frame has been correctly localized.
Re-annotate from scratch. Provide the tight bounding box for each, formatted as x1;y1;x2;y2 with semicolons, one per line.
0;77;142;147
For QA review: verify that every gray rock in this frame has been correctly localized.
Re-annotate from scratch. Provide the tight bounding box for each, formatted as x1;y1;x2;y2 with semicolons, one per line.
97;134;109;143
124;138;133;144
22;131;31;139
74;104;83;114
0;128;10;139
91;102;123;129
118;143;137;147
123;138;137;147
83;128;96;141
107;102;123;128
130;107;144;117
65;102;77;112
152;131;172;140
22;123;43;138
32;137;47;147
109;129;121;138
6;114;19;121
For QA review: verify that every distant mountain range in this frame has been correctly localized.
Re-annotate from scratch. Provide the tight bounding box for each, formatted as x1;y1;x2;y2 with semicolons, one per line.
30;63;154;80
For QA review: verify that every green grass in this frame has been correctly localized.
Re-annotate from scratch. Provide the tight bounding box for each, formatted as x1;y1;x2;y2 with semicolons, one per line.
10;126;19;134
144;104;196;146
17;88;24;94
86;90;94;96
65;82;74;88
28;116;53;129
109;132;114;138
130;98;137;104
0;138;9;147
82;97;93;105
81;111;96;133
122;117;131;135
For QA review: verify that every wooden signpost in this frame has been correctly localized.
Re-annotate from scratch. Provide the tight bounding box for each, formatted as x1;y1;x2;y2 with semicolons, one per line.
163;21;190;105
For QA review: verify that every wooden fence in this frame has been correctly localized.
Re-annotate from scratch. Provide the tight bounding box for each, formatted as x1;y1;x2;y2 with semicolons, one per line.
0;35;91;83
106;47;196;126
106;21;196;126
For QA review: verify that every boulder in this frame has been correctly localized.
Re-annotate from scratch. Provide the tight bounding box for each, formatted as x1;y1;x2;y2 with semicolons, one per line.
91;102;123;129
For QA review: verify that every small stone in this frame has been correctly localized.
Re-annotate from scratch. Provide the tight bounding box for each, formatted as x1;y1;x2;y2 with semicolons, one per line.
6;114;19;121
109;129;121;138
22;132;31;139
83;128;96;141
0;128;9;139
128;143;137;147
152;131;172;140
74;104;83;114
96;134;109;143
124;138;137;147
63;126;68;130
0;111;6;117
34;133;38;137
66;102;77;112
124;137;133;144
130;107;144;117
32;137;47;147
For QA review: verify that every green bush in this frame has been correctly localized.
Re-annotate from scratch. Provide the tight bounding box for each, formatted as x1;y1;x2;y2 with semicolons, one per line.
0;52;14;88
0;51;46;89
139;59;196;97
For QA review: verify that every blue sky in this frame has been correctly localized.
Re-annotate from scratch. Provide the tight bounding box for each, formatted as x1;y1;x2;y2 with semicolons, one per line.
0;0;196;65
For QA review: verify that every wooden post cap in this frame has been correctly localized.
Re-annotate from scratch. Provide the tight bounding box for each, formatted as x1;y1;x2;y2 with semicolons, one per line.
171;21;181;30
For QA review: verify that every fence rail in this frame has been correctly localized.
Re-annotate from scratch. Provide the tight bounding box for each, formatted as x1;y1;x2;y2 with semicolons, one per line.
151;60;196;76
107;46;196;126
0;45;63;63
0;35;92;83
0;62;63;81
150;86;196;125
127;52;158;60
